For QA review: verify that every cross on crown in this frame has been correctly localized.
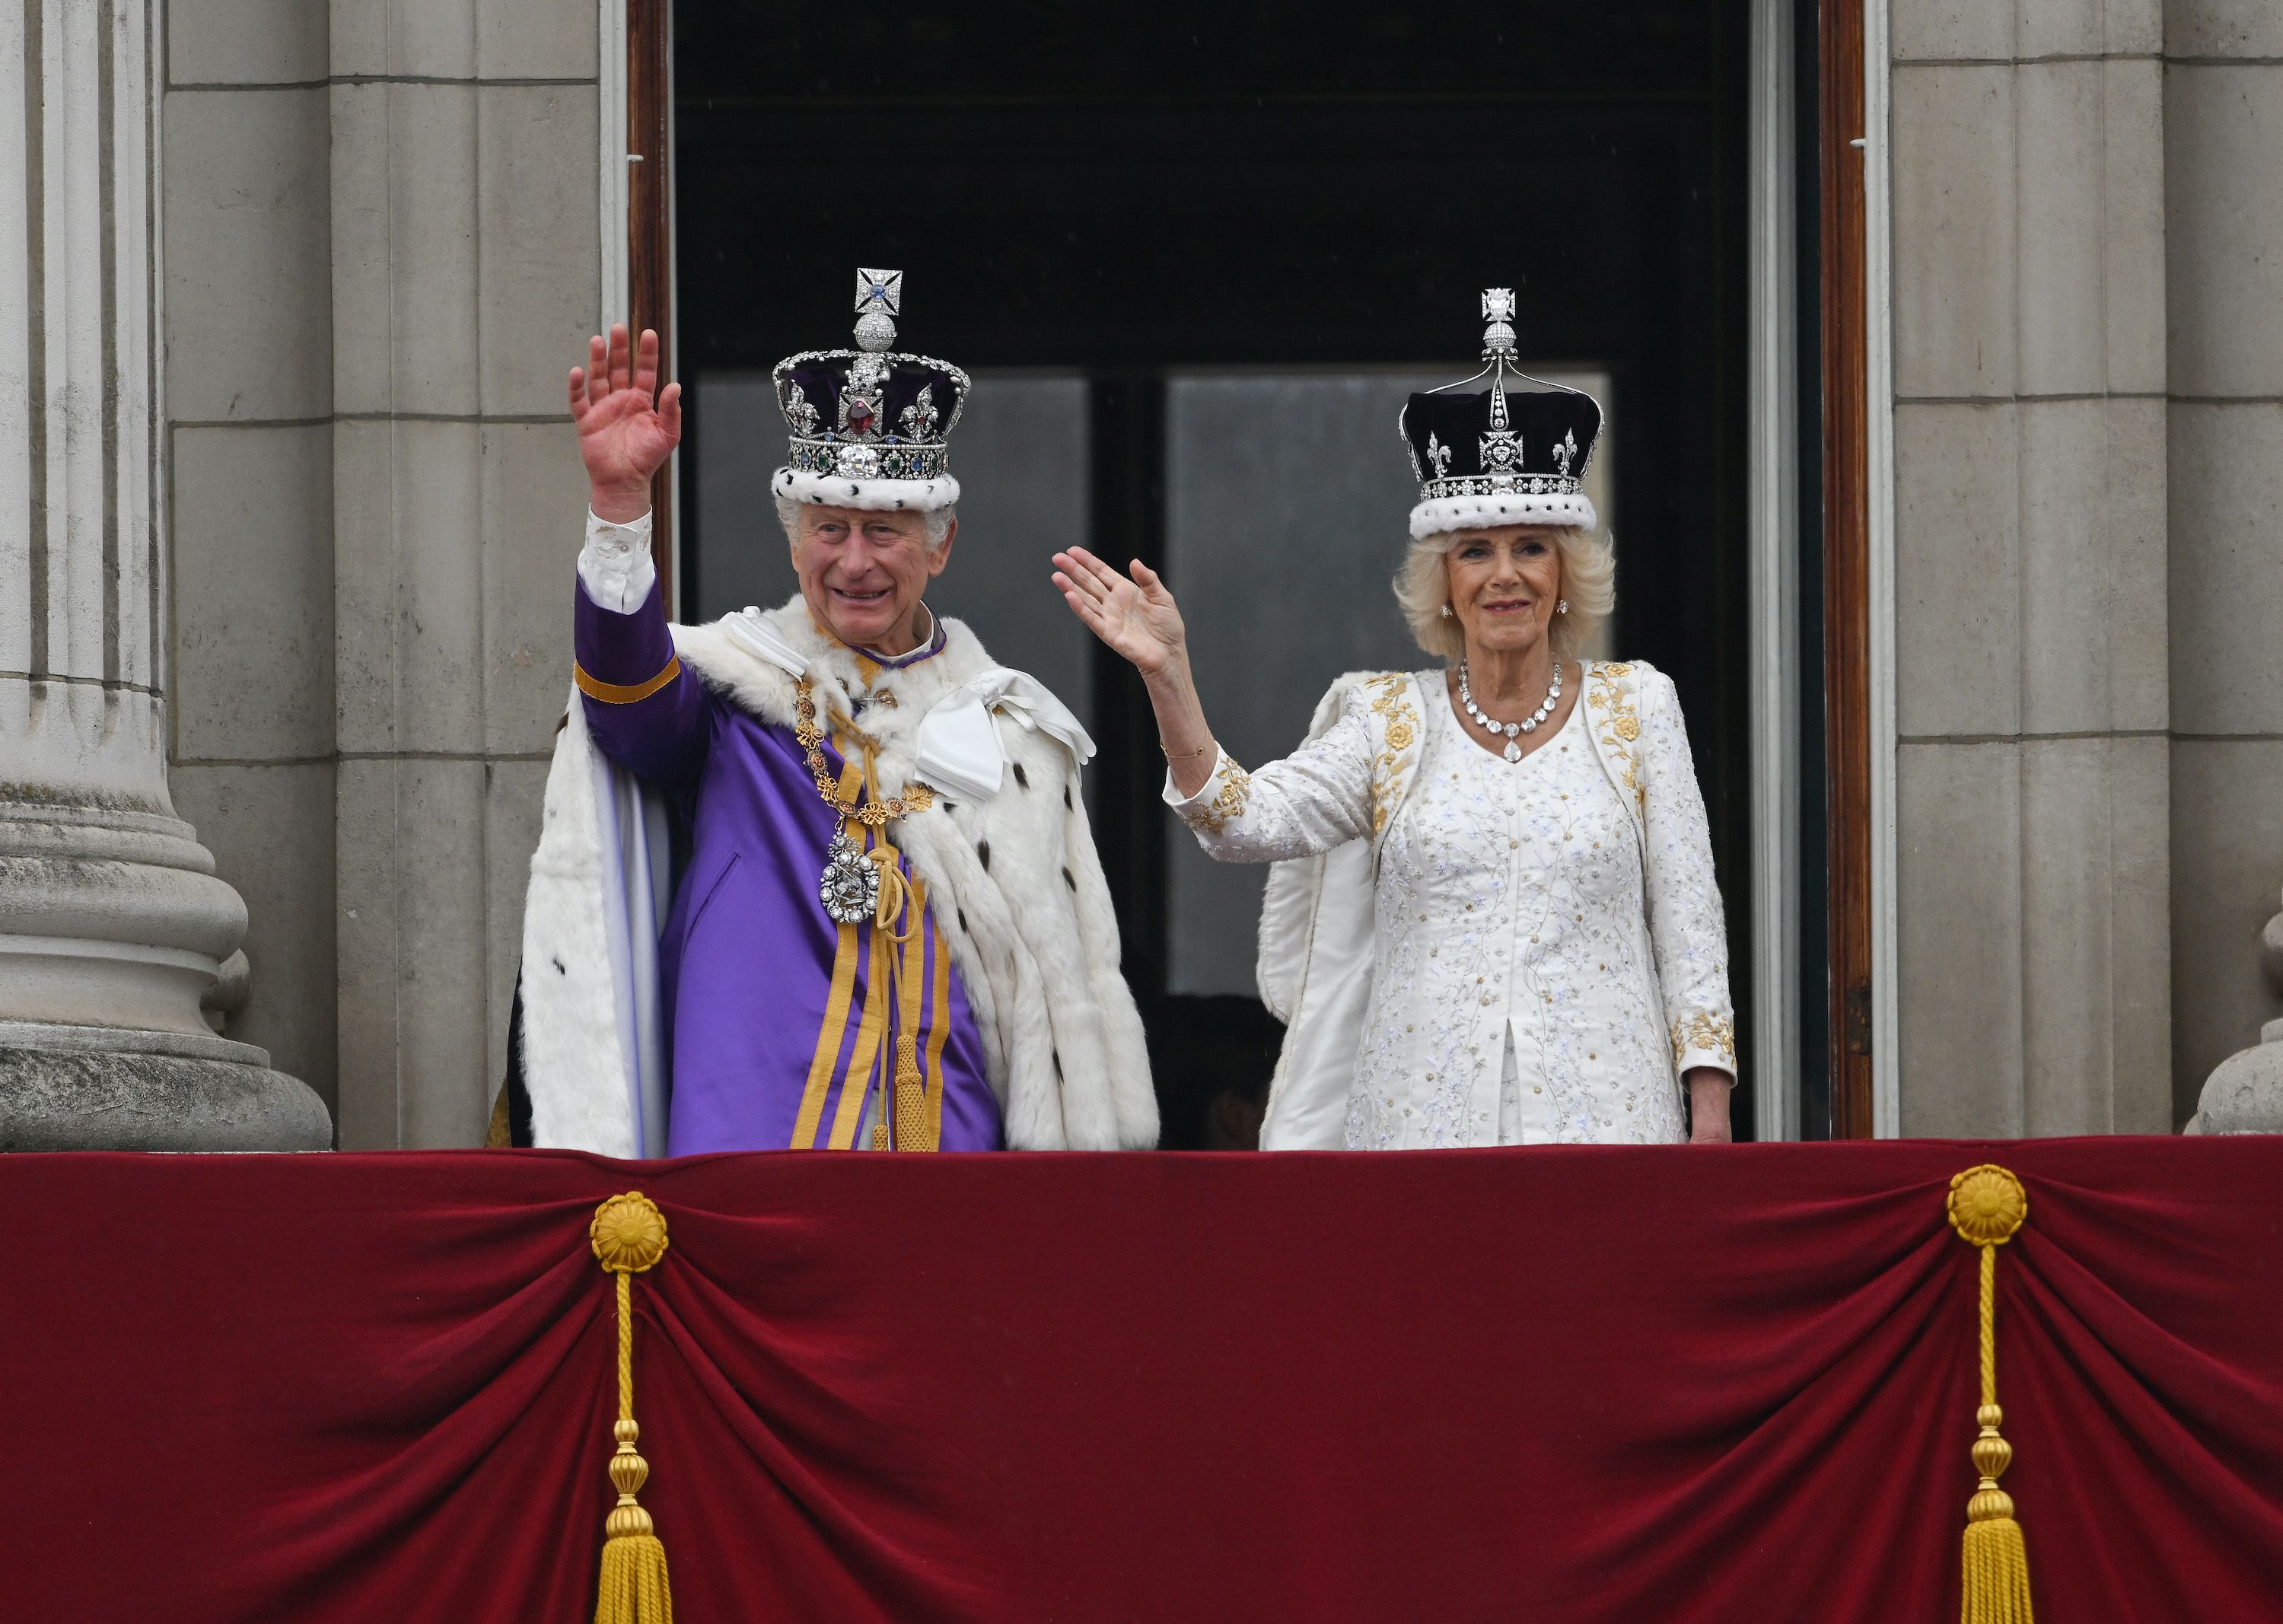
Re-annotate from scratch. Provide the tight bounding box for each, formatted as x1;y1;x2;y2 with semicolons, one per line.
855;268;903;315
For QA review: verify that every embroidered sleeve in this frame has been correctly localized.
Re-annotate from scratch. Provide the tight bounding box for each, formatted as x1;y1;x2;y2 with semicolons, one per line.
1634;667;1737;1079
1162;686;1377;863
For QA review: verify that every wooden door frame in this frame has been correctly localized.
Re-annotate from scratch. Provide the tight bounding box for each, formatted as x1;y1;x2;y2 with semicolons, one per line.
1818;0;1881;1137
627;0;675;603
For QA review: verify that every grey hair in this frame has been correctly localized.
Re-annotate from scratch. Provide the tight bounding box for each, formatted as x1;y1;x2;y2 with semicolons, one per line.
774;492;956;552
1392;524;1616;665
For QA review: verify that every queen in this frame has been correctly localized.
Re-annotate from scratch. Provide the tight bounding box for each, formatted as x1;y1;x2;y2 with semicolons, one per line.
1056;290;1737;1149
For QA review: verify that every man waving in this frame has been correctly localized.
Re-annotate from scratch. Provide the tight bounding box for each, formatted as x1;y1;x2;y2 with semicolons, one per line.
507;274;1154;1155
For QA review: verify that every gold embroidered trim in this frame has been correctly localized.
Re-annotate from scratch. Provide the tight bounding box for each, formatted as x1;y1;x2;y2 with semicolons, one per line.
1672;1011;1738;1066
574;655;681;705
1586;661;1645;811
1362;673;1419;836
1186;755;1253;836
794;680;935;826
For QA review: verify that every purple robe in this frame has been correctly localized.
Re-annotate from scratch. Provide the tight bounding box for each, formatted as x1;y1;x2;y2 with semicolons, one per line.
574;579;1001;1153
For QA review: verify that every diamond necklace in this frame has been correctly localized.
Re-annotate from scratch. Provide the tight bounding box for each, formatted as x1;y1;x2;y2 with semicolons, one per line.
1457;659;1562;763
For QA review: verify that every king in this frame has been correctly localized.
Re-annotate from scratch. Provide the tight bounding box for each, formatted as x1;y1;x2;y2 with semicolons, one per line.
505;272;1157;1155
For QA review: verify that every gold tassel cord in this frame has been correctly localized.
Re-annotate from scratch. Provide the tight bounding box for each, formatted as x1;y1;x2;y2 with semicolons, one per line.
589;1193;674;1624
1947;1165;2035;1624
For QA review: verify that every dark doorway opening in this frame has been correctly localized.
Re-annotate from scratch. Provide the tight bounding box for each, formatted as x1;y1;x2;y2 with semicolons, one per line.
671;3;1761;1144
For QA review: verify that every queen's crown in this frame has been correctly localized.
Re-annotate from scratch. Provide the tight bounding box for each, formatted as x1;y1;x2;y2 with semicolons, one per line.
1399;287;1603;503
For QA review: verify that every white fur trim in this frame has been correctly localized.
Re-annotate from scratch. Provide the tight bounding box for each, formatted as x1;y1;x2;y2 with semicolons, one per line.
519;696;642;1157
772;466;963;512
1408;491;1598;540
521;594;1155;1151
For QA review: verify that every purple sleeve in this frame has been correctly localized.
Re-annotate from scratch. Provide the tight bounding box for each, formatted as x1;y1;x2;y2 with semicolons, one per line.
575;575;710;785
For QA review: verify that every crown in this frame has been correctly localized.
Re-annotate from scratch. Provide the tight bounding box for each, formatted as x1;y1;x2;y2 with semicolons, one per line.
1397;288;1604;540
770;268;973;512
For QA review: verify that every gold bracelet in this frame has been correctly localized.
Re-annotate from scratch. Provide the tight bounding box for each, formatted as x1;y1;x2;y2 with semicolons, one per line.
1160;739;1215;762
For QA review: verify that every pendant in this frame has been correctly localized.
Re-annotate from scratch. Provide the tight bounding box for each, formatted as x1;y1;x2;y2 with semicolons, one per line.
1503;740;1523;763
819;830;880;925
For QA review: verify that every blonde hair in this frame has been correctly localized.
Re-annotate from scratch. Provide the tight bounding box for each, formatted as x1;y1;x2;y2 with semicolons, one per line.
1393;524;1616;664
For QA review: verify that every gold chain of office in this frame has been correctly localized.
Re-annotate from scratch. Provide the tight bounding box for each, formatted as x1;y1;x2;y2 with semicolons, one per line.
794;680;936;826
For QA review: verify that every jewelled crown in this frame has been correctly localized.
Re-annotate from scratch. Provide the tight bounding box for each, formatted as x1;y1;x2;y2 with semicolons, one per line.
770;269;973;513
1398;288;1603;540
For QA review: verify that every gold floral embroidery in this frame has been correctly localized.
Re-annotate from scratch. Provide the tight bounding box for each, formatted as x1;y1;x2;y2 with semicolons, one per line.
1587;663;1645;810
1361;673;1419;836
1672;1011;1737;1066
1186;756;1253;836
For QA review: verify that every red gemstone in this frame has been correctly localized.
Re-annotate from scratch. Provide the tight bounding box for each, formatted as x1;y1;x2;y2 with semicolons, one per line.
847;398;874;433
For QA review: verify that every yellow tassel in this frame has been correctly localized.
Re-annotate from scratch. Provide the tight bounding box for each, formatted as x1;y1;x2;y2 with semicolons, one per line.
1947;1167;2034;1624
589;1193;675;1624
1962;1504;2034;1624
894;1034;930;1151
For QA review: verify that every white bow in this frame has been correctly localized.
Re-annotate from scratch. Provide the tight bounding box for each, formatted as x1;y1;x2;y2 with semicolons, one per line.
721;607;859;723
917;670;1096;801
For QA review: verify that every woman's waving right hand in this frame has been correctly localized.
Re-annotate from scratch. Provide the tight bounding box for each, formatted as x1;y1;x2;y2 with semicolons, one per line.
1054;546;1218;794
1052;547;1188;680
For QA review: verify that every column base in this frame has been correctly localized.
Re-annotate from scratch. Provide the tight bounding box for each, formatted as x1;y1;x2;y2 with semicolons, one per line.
0;1021;333;1151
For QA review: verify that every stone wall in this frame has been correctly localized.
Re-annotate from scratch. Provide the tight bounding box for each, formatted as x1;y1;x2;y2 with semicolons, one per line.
1888;0;2176;1133
162;0;600;1145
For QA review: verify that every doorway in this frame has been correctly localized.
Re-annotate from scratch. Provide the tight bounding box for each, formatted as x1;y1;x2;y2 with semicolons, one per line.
667;3;1775;1143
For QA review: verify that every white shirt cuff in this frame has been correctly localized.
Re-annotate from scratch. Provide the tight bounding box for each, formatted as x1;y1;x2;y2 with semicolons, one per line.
1161;747;1231;812
578;508;657;613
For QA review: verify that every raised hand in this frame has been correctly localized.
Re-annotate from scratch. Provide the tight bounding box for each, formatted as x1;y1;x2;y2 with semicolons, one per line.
1052;547;1188;679
1054;545;1216;791
569;324;682;523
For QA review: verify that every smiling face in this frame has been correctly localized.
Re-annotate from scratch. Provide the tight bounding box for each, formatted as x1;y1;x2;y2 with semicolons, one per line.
1444;525;1564;661
791;505;955;653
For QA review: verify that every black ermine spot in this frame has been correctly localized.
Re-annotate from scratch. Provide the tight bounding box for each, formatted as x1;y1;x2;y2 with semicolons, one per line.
976;839;991;871
1062;868;1075;891
1012;762;1030;789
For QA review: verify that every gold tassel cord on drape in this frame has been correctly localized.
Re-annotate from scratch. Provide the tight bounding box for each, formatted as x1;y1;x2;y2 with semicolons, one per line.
588;1193;674;1624
1947;1165;2034;1624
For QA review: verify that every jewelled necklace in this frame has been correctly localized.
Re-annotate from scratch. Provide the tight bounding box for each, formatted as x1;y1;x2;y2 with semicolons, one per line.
794;680;935;925
1457;659;1562;763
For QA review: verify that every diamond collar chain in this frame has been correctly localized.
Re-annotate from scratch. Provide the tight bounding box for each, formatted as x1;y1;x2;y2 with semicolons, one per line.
794;680;937;925
794;680;935;828
1457;658;1562;763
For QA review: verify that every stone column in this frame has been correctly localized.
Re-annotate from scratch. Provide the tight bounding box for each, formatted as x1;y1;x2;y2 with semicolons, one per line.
1887;0;2174;1136
2164;0;2283;1118
0;0;327;1148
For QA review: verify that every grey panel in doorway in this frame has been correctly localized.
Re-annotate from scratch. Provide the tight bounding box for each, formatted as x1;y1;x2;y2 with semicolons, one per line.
925;377;1093;724
1162;368;1613;998
691;372;1094;728
692;374;790;621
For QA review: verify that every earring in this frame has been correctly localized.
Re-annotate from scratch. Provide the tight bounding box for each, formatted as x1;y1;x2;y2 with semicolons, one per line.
1439;603;1453;619
1557;598;1569;614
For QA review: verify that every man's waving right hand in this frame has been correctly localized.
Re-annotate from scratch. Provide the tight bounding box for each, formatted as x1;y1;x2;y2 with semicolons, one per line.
569;323;682;524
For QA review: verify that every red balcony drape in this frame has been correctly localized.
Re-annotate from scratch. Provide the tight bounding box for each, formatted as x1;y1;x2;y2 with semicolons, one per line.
17;1138;2282;1621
